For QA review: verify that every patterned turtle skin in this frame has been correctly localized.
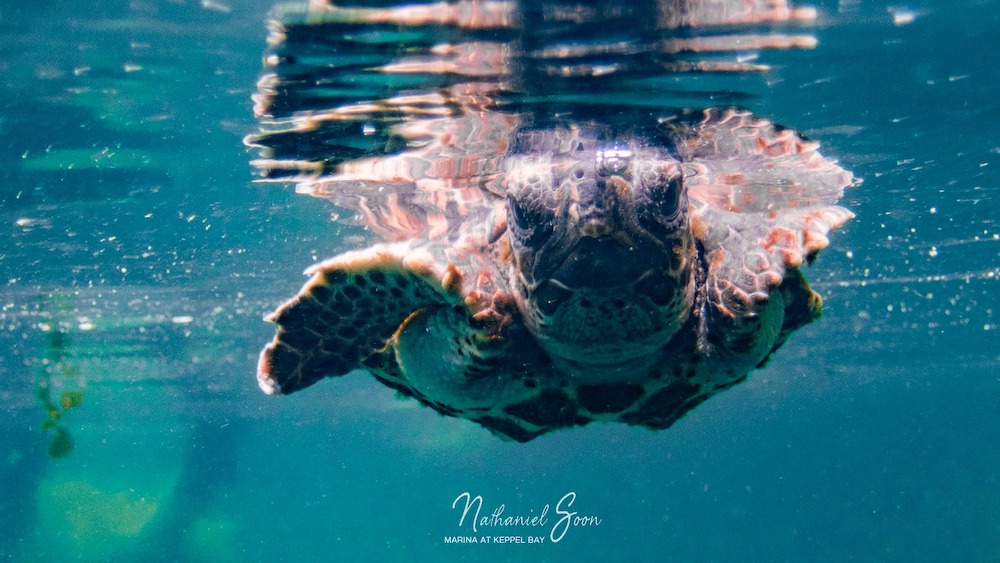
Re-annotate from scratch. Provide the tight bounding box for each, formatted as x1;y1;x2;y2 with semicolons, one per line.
251;1;854;441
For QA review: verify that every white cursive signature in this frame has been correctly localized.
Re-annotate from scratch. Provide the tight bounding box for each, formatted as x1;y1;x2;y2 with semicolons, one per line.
452;491;602;543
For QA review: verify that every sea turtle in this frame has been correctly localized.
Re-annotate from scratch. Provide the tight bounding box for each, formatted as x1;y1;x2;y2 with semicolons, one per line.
250;1;854;442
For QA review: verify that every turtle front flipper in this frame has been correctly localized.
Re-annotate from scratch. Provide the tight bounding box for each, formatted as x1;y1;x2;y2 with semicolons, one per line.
680;109;855;380
257;242;468;395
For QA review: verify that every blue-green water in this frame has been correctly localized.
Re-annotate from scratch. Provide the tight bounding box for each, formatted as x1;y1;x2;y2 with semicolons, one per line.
1;0;998;560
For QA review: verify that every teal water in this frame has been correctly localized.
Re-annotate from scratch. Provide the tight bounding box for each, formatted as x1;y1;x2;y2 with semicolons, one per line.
1;0;998;561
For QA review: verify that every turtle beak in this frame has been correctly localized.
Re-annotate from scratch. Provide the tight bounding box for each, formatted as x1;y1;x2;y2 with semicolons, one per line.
534;173;653;289
550;235;650;289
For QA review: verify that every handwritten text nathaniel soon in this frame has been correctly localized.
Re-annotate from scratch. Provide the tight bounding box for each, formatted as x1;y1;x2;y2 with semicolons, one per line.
451;492;602;543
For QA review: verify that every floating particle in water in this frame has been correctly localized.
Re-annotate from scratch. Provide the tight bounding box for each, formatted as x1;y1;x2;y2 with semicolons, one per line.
887;7;921;26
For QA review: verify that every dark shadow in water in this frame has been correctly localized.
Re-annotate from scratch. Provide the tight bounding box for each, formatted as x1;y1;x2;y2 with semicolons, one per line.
140;419;245;558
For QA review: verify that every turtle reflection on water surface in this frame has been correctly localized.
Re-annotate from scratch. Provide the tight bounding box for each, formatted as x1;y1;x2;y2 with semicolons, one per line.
248;0;855;442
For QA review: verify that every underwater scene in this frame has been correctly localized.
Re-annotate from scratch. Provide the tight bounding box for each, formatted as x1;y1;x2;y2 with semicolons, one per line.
1;0;998;560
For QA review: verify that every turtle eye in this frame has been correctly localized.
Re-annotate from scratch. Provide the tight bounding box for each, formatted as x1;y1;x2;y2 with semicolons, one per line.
652;173;682;216
509;196;532;231
638;170;685;235
507;196;553;245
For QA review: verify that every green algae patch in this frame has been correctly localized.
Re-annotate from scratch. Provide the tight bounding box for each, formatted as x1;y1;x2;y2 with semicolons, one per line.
41;480;161;538
31;423;186;560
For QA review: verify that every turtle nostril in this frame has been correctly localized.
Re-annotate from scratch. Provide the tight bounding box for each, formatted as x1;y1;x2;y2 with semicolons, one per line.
581;219;611;238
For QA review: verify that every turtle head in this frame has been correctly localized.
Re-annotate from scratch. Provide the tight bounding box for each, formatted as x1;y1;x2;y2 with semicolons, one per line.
503;134;696;376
